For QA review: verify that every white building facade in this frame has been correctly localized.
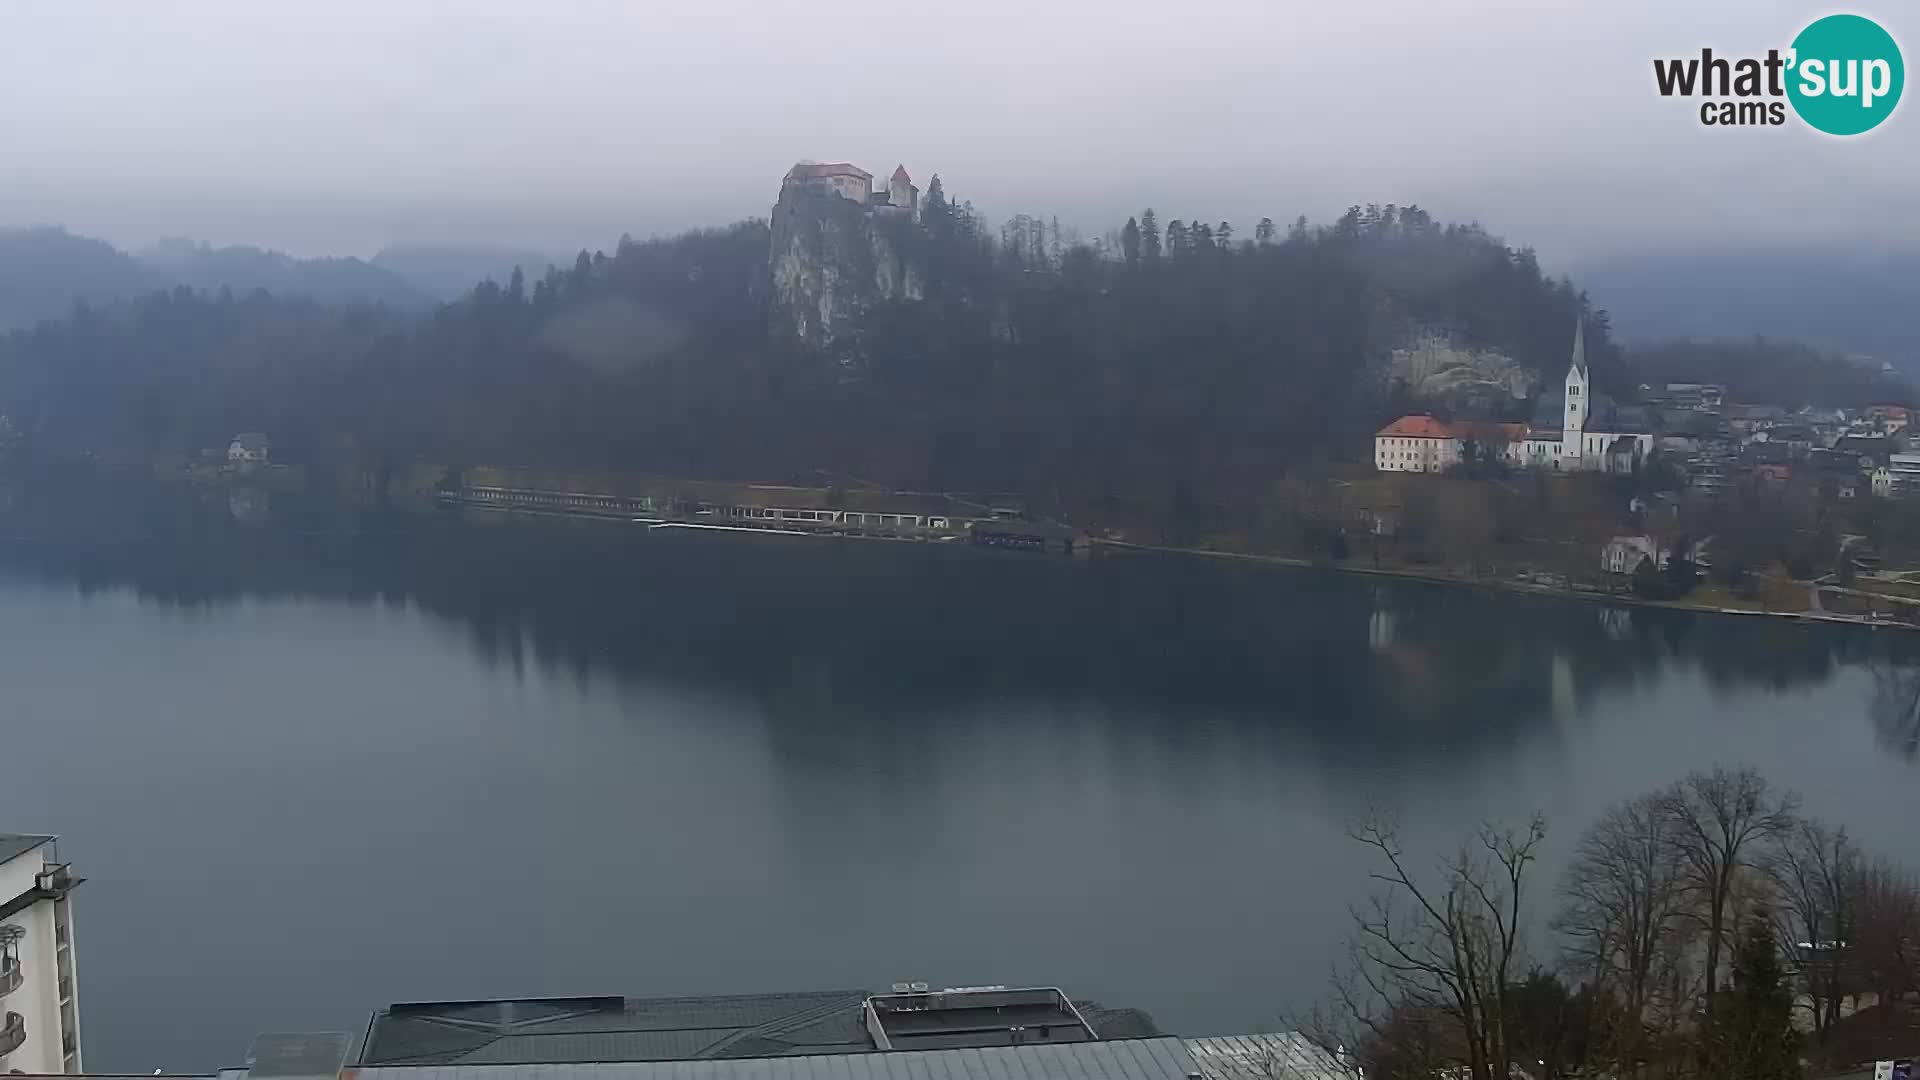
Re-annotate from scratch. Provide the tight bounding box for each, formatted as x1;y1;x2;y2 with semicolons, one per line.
0;835;82;1074
1374;415;1464;472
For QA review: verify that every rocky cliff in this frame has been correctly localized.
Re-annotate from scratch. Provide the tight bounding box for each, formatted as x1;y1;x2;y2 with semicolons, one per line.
1387;329;1538;411
768;185;921;351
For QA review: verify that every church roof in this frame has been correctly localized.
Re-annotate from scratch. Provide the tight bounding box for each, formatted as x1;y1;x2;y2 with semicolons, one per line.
1529;389;1654;436
891;164;911;182
1569;319;1587;375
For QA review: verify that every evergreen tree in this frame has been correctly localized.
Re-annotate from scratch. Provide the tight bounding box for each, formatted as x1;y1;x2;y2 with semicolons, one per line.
1215;221;1233;248
924;175;950;236
1121;217;1141;265
1139;208;1161;260
1700;910;1800;1080
1254;217;1276;245
1165;219;1189;256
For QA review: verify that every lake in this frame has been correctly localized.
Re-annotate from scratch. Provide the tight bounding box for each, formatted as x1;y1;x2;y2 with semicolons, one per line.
1;519;1917;1072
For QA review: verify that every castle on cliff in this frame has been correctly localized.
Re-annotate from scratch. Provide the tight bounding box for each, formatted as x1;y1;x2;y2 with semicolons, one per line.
781;161;920;222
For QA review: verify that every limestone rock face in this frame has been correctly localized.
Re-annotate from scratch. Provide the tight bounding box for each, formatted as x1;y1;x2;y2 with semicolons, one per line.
1387;329;1537;410
768;182;921;350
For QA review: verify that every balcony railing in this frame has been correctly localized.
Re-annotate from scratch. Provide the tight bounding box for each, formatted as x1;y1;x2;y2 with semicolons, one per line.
1;1011;25;1057
0;958;20;999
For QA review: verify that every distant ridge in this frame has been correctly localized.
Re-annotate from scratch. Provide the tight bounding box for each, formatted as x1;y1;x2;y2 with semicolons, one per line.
0;225;432;330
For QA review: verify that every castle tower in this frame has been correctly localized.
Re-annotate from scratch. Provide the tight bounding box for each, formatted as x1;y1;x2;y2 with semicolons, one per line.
888;165;918;221
1563;318;1588;460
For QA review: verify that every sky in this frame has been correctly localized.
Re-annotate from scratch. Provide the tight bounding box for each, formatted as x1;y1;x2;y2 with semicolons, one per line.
2;0;1915;263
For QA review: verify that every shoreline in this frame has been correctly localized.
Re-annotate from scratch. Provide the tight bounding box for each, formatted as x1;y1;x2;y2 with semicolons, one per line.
1090;538;1918;631
419;499;1920;631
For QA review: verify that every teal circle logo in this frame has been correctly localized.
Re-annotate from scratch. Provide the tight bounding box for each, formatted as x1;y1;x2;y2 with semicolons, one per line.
1787;14;1904;135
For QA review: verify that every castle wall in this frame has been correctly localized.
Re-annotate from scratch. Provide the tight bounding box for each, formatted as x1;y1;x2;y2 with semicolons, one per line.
826;175;870;203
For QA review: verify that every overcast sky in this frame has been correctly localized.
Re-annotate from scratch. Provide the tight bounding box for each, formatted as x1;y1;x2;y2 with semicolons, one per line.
2;0;1913;263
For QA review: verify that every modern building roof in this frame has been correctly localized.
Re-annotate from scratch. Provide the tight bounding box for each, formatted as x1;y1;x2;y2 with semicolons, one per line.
0;834;54;866
352;1037;1201;1080
359;993;1160;1068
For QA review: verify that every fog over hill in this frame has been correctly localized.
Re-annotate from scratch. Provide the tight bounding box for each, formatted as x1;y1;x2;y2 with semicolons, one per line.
0;226;431;330
1570;247;1920;367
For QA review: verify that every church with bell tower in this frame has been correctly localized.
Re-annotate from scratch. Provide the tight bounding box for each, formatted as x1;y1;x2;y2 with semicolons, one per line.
1518;318;1653;472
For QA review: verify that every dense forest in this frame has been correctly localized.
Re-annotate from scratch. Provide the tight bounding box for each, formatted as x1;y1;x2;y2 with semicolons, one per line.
0;188;1899;515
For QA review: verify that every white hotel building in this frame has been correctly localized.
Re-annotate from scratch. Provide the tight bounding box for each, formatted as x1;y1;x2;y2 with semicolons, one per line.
1;834;83;1073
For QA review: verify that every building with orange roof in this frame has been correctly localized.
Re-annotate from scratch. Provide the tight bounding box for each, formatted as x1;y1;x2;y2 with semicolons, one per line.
1374;415;1464;472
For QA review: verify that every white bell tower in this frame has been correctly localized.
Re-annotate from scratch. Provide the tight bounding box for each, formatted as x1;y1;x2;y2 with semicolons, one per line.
1563;319;1588;461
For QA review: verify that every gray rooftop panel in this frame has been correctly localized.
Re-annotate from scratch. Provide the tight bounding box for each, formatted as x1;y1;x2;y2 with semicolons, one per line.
354;1038;1198;1080
361;993;875;1067
246;1033;352;1080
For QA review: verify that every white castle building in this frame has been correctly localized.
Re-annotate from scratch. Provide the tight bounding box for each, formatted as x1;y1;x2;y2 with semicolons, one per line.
1376;320;1654;474
780;162;920;221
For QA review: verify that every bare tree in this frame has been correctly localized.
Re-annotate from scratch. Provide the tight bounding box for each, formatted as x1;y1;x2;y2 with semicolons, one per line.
1306;812;1547;1080
1768;819;1861;1039
1850;856;1920;1008
1656;767;1800;1002
1555;793;1693;1072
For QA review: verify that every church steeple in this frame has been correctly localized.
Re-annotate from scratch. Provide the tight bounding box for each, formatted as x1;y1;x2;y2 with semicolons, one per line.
1563;317;1588;451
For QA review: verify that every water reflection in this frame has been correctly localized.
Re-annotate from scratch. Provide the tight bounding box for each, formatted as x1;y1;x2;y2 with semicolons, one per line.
3;520;1918;763
5;513;1920;1072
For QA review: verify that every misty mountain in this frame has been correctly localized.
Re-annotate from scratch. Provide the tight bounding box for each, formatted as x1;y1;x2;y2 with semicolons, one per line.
0;227;164;330
139;237;430;310
0;227;429;331
371;244;563;300
1570;247;1920;367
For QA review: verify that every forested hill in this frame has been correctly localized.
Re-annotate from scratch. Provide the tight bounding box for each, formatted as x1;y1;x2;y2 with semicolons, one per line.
0;199;1609;511
1624;338;1912;409
0;227;430;331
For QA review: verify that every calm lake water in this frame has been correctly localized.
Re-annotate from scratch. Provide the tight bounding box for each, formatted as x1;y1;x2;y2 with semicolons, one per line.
2;518;1919;1072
